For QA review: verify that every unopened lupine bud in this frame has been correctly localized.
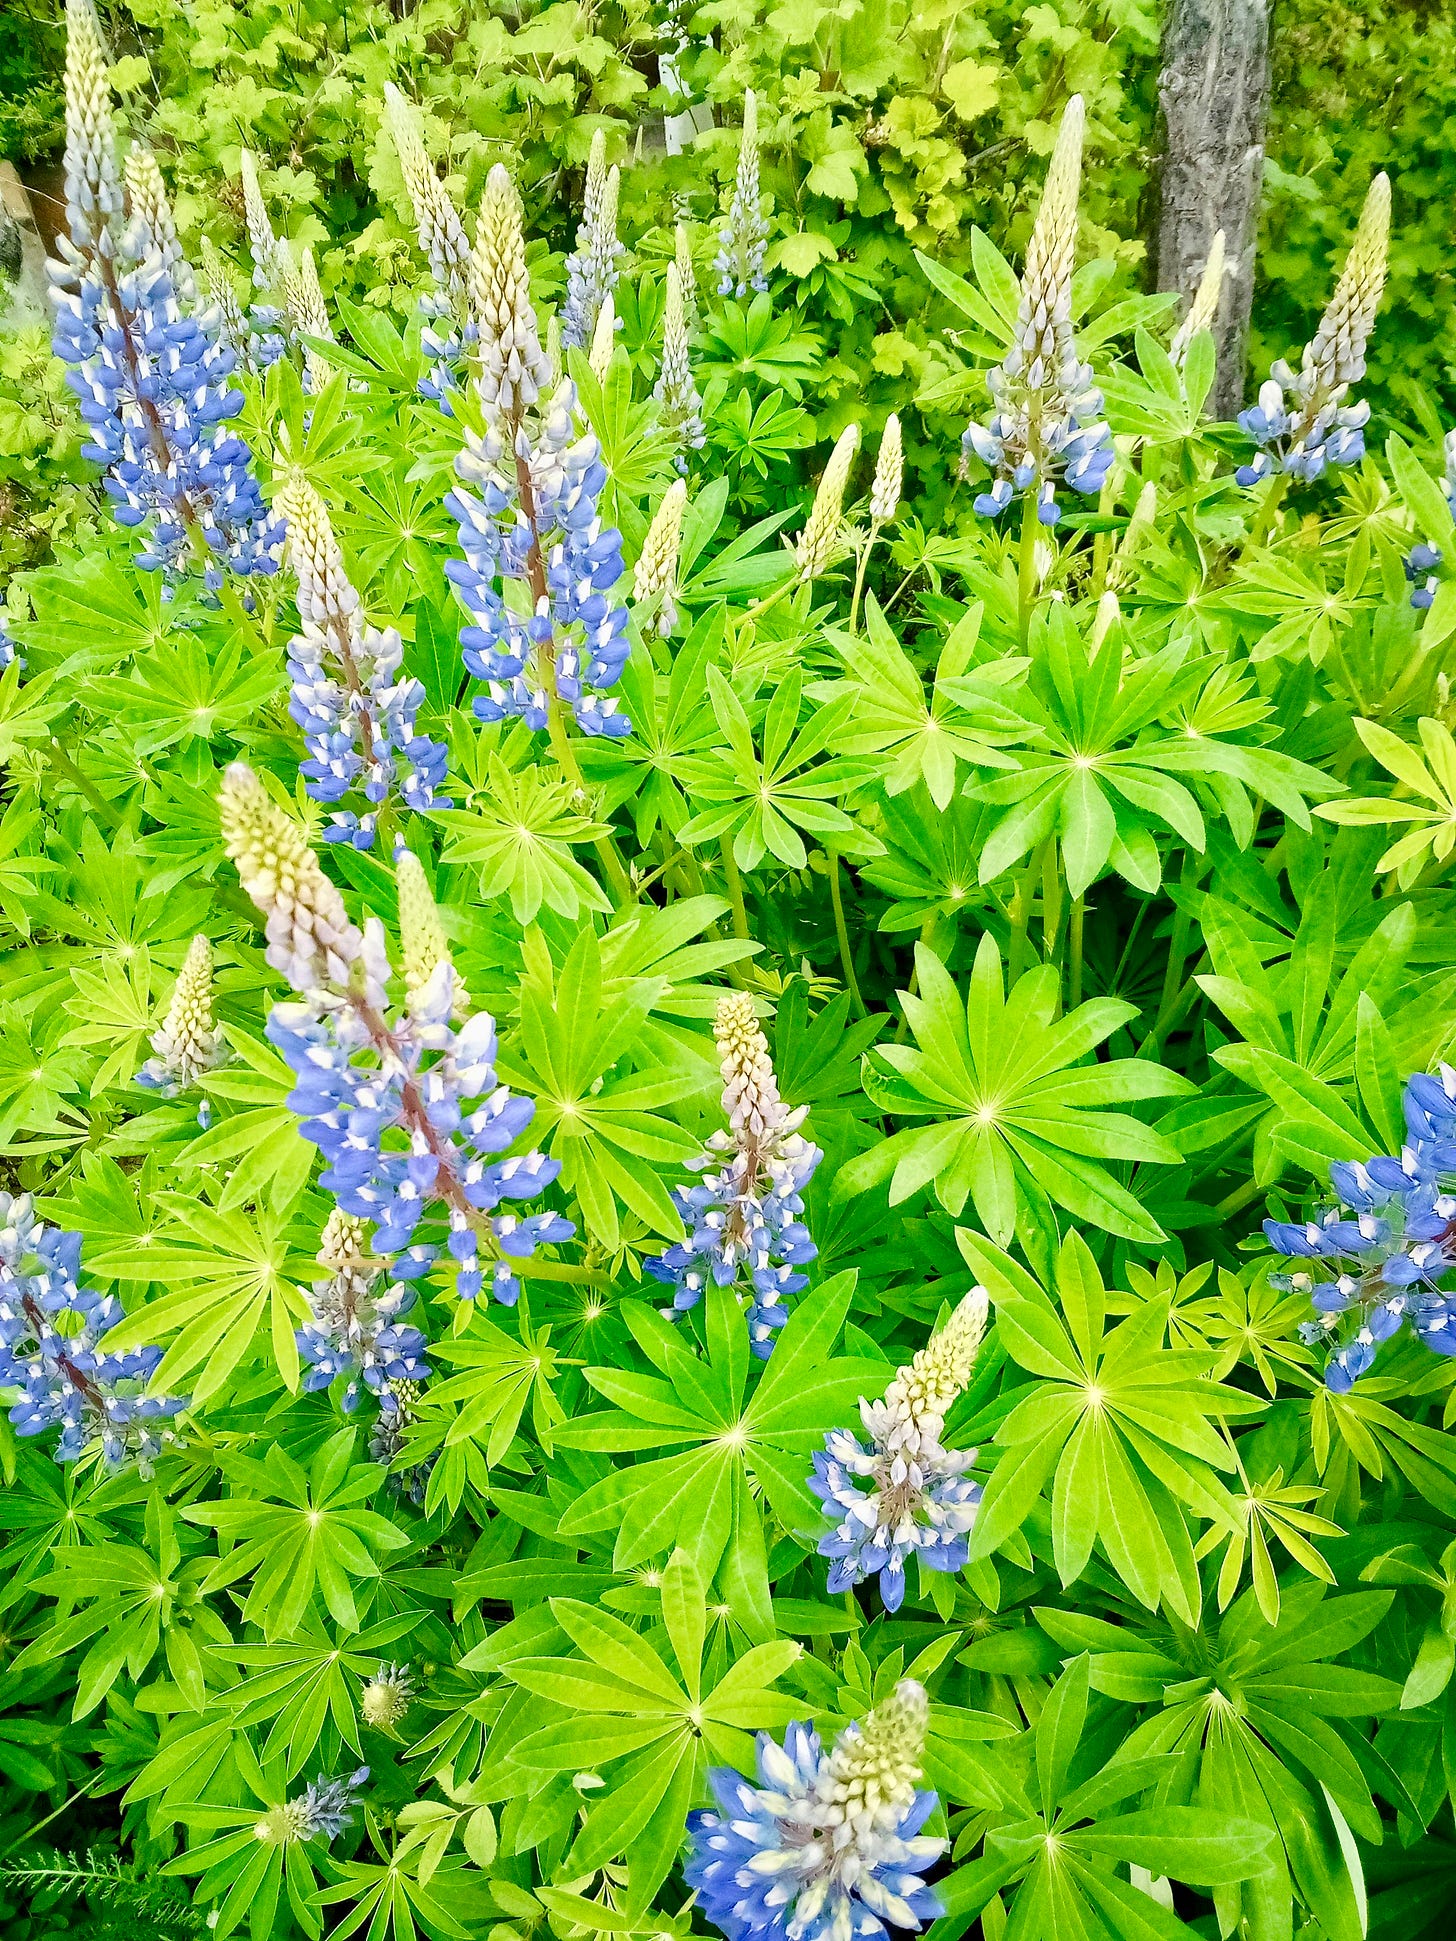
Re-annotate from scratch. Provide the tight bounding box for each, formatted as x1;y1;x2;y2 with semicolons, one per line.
870;413;902;525
1021;95;1083;351
714;990;789;1141
715;88;769;298
218;762;364;997
396;848;466;1015
794;424;860;582
1307;173;1390;392
588;290;618;382
873;1289;989;1453
199;236;248;360
562;135;624;354
280;243;335;390
382;82;470;299
239;148;279;284
823;1679;930;1829
1170;229;1224;369
61;0;121;255
653;262;704;463
470;164;553;419
634;478;687;632
317;1207;372;1273
138;933;224;1094
675;221;699;334
123;145;194;298
360;1664;413;1731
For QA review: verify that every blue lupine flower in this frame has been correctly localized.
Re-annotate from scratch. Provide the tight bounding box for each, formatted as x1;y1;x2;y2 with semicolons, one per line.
256;1767;370;1847
276;470;450;848
561;129;624;354
652;261;704;470
714;89;769;299
50;6;284;590
686;1681;944;1941
1236;175;1389;491
1406;541;1442;611
219;766;574;1305
0;624;22;674
297;1212;431;1413
961;97;1114;529
1263;1064;1456;1390
0;1192;186;1469
812;1291;987;1612
646;992;820;1356
445;165;631;739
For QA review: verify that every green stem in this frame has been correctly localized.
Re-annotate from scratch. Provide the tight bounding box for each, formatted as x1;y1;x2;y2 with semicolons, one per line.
546;700;633;907
1068;894;1085;1009
46;739;119;828
720;835;750;939
1008;840;1046;983
1245;473;1290;554
1148;849;1199;1051
1017;489;1040;644
218;580;265;651
825;846;864;1017
744;574;797;625
849;523;881;635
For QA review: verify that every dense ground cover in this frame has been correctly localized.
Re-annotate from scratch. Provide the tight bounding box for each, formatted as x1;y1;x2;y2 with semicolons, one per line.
5;3;1456;1939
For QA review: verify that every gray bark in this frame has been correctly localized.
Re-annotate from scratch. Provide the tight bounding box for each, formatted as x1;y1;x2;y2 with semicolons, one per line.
1155;0;1271;417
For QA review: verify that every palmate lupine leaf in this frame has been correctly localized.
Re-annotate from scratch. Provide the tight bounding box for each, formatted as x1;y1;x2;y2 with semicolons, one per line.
960;1230;1263;1620
931;1655;1279;1941
1038;1583;1404;1941
1316;713;1456;884
553;1274;887;1629
435;757;613;924
504;1546;802;1910
839;933;1188;1245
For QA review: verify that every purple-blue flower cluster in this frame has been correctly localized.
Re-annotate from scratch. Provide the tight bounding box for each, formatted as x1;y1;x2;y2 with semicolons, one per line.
686;1686;944;1941
1264;1067;1456;1391
296;1215;432;1414
445;384;631;739
1234;371;1369;489
0;1193;186;1468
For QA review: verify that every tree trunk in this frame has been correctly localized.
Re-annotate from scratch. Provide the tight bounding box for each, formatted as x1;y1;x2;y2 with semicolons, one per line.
1155;0;1271;417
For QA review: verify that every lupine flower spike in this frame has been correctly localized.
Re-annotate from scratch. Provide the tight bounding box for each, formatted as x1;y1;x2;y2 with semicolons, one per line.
275;469;449;848
653;261;704;469
675;220;699;334
280;242;336;392
219;765;574;1301
296;1208;431;1414
634;478;688;634
445;164;631;738
137;933;226;1122
0;1193;186;1469
795;424;860;583
1237;174;1390;487
687;1679;945;1941
1264;1065;1456;1390
383;82;473;408
646;992;821;1355
239;147;287;368
588;291;619;382
49;1;284;589
199;236;251;370
1404;427;1456;609
255;1768;370;1847
962;95;1114;525
561;130;624;353
852;413;901;630
716;88;770;298
1169;228;1224;371
360;1664;414;1732
812;1290;987;1610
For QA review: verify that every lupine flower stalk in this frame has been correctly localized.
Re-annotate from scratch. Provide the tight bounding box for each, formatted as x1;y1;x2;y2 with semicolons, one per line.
275;469;449;849
852;414;901;630
795;424;860;583
0;1193;186;1469
199;236;251;370
360;1664;413;1731
646;991;821;1355
254;1768;370;1847
653;261;704;469
1264;1066;1456;1390
383;82;474;408
588;290;619;383
296;1208;431;1413
1237;175;1390;487
445;164;631;740
715;88;769;298
1169;228;1224;370
686;1680;944;1941
49;0;284;589
634;478;687;634
562;130;624;353
961;95;1114;526
219;765;573;1302
137;933;226;1119
675;220;699;334
812;1291;987;1610
122;145;194;299
239;147;287;368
